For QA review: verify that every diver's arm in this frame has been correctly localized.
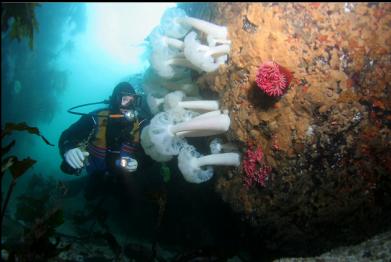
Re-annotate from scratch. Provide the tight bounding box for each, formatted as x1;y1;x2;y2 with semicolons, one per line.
59;114;95;160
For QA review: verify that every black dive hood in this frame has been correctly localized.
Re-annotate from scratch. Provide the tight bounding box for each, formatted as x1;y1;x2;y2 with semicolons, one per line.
109;82;138;113
67;82;143;120
67;97;143;120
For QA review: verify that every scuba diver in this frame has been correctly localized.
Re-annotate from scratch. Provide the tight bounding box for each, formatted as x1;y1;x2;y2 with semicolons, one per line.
59;82;152;199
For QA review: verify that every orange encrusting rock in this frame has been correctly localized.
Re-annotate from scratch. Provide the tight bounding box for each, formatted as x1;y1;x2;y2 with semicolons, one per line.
179;2;391;254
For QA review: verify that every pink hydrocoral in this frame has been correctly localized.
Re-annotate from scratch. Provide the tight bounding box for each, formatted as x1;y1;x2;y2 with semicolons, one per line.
243;144;272;187
255;61;292;97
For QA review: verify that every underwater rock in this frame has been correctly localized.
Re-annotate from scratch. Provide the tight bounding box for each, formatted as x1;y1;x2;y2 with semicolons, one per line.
275;230;391;261
180;2;391;257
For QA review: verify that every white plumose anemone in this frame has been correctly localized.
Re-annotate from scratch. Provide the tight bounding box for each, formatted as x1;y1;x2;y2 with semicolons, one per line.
178;144;240;183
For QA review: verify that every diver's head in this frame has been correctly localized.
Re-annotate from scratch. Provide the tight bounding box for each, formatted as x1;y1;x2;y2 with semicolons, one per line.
109;82;139;113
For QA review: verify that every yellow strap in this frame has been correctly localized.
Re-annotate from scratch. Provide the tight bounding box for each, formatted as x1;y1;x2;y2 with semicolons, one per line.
131;119;141;143
91;110;109;148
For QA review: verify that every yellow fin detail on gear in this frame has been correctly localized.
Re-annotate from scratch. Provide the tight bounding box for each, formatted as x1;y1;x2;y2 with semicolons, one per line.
131;119;141;143
91;110;109;148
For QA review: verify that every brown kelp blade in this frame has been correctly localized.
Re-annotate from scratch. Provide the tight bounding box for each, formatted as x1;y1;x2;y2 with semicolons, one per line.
2;122;54;146
7;156;37;179
2;140;16;155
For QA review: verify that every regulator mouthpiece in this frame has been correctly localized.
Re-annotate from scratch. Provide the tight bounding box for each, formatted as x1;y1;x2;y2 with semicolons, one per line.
122;109;138;121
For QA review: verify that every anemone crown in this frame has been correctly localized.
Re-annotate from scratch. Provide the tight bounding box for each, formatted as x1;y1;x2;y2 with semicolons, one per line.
255;61;292;97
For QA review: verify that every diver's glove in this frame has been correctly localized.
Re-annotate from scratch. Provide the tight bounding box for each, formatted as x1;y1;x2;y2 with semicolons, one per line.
64;148;89;169
117;157;138;173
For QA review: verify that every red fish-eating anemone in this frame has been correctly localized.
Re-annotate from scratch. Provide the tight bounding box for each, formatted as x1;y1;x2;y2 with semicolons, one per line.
255;61;292;96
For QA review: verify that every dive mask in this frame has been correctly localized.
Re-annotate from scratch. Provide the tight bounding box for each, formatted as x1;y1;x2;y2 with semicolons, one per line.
120;92;142;109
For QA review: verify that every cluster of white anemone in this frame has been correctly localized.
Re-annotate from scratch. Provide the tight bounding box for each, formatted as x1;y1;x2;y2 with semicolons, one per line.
150;7;231;77
141;90;240;184
140;8;237;184
142;7;231;98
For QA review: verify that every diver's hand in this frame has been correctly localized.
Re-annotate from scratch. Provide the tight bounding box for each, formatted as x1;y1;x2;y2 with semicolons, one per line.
120;157;138;173
64;148;89;169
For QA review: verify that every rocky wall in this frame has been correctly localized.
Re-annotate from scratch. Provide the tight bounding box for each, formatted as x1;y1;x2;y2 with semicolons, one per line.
179;2;391;256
